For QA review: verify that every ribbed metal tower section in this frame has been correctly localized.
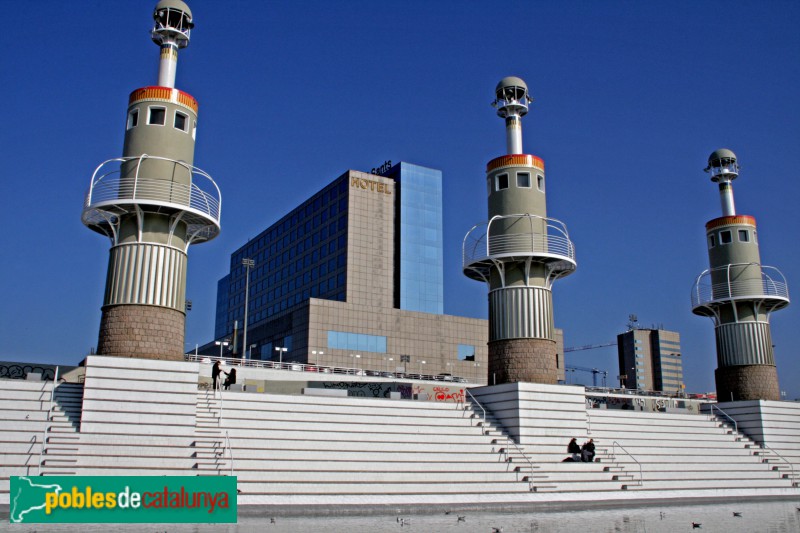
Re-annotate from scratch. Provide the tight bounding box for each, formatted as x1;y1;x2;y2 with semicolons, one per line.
463;77;576;385
81;0;221;360
691;149;789;400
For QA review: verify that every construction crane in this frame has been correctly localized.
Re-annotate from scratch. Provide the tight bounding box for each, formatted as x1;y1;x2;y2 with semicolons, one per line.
563;341;616;387
564;341;616;352
565;365;608;387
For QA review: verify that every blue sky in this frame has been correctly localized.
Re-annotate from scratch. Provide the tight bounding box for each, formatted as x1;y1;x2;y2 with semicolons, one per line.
1;1;798;398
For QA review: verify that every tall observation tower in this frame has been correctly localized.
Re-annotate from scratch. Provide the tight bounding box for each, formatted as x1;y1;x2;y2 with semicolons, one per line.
463;77;576;385
691;149;789;401
81;0;221;360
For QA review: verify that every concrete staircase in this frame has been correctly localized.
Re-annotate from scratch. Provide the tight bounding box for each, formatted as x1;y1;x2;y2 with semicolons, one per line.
39;382;83;476
217;391;536;505
710;400;800;487
3;358;799;509
587;408;797;494
194;389;230;475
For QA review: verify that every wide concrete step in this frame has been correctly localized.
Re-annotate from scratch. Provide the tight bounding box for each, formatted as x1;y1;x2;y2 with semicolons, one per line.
227;439;498;454
229;461;519;475
236;481;532;495
217;449;507;462
228;470;521;483
623;478;792;490
220;421;484;437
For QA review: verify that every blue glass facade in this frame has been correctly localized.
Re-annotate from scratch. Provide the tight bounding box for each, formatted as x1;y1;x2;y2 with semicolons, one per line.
218;176;350;339
327;331;387;353
214;274;230;339
387;162;444;314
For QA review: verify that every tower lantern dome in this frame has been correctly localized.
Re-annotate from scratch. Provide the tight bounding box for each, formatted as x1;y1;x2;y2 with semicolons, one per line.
704;148;739;183
493;76;532;119
152;0;194;49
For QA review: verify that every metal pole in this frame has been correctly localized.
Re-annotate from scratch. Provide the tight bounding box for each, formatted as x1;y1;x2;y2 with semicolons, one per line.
242;258;254;360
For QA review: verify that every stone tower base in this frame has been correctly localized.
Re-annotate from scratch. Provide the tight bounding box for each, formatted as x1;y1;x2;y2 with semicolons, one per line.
715;364;780;401
488;338;557;385
97;304;185;361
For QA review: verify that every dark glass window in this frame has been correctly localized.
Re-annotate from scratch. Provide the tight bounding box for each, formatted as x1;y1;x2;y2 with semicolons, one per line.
720;230;732;244
738;229;750;242
517;172;531;188
537;174;545;192
127;109;139;129
708;234;716;248
496;173;509;191
174;111;188;131
148;107;166;125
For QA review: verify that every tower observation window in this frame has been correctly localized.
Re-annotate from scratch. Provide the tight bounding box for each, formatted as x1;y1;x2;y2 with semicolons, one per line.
537;174;544;192
738;230;749;242
496;173;509;191
517;172;531;188
148;107;166;126
127;109;139;130
719;230;732;244
708;234;716;248
174;111;188;132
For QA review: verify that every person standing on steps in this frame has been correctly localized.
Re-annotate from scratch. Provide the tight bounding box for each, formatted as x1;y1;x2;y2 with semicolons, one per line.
212;361;222;390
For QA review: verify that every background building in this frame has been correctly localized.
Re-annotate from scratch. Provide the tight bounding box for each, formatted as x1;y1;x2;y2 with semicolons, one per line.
203;162;492;382
617;328;683;392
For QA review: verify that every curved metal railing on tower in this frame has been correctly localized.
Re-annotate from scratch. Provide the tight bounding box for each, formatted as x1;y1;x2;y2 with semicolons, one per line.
82;155;221;243
691;264;790;310
463;214;576;279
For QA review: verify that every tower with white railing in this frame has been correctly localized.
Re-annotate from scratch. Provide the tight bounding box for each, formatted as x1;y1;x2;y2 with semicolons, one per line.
82;0;220;360
691;149;789;400
463;77;576;384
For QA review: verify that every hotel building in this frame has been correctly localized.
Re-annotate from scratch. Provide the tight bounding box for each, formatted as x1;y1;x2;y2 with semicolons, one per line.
205;162;496;382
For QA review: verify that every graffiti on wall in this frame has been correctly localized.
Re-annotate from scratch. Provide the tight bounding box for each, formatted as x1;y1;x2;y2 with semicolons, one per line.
0;363;56;381
587;394;701;414
313;381;464;402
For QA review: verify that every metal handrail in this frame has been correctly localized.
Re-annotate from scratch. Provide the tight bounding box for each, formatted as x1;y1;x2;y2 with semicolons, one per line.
215;375;223;421
224;430;234;477
456;389;486;435
691;264;789;307
85;155;222;222
708;404;738;434
187;353;474;384
758;442;795;484
462;389;537;491
462;214;576;267
37;366;59;476
611;440;643;486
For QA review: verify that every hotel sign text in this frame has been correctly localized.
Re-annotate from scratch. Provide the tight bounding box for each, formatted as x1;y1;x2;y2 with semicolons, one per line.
351;177;392;195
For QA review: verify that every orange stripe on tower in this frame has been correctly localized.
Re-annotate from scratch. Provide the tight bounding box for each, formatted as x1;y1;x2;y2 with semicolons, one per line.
128;86;198;114
706;215;756;230
486;154;545;172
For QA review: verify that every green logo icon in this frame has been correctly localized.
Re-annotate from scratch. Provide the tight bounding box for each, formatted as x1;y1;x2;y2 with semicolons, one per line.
10;476;237;523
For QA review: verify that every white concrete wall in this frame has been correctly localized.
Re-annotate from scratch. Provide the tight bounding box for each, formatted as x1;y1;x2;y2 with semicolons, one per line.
80;355;200;436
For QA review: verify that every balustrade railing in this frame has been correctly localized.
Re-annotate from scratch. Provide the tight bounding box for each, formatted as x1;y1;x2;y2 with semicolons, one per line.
84;155;221;224
691;264;789;307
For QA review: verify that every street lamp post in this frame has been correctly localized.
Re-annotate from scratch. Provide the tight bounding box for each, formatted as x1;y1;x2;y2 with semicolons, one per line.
419;360;426;374
242;258;254;360
215;340;229;358
311;350;324;365
248;343;257;360
275;346;287;366
387;357;394;372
